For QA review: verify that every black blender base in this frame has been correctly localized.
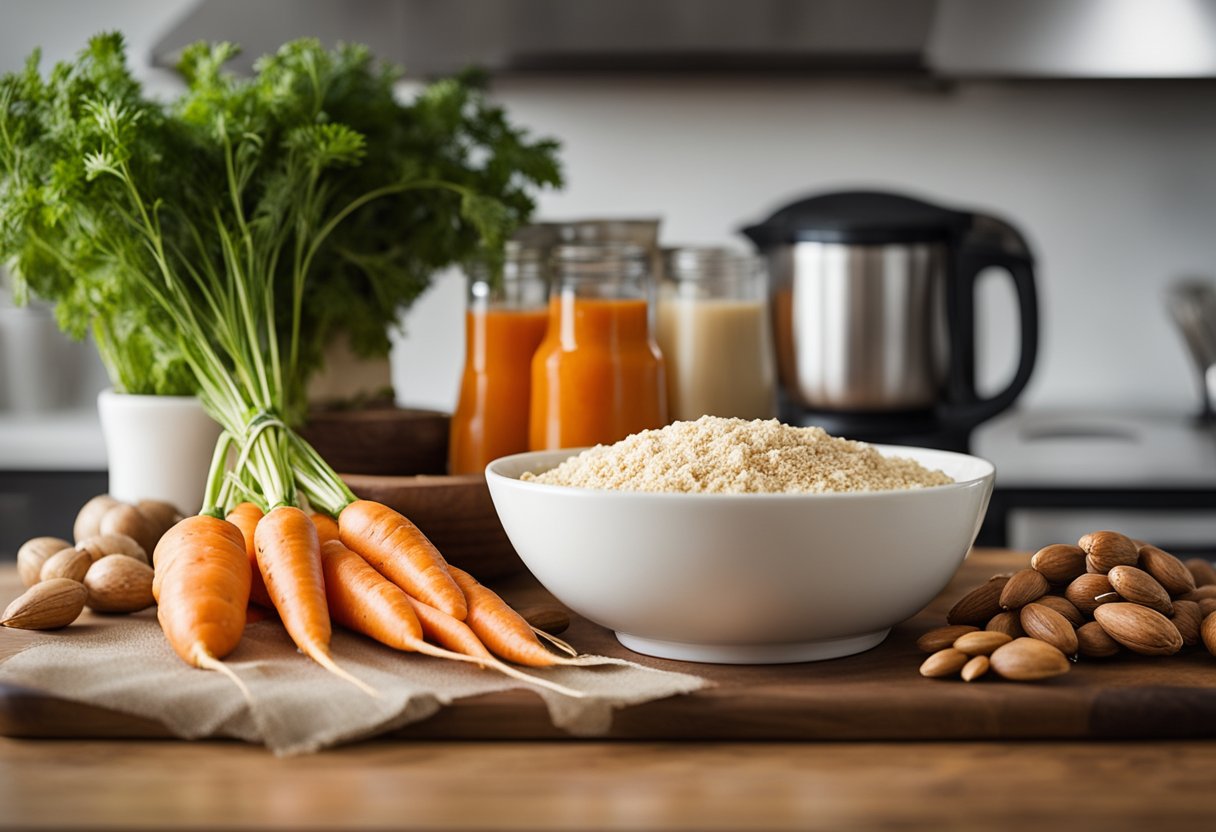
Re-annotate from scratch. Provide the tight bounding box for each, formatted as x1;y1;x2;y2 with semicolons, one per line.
781;406;973;453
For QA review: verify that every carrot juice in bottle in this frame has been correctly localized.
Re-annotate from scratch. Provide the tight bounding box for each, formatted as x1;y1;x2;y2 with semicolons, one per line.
449;246;549;474
529;244;668;450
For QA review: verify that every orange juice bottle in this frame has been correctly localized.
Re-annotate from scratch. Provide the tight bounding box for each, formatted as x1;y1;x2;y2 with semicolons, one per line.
529;244;668;450
449;247;549;474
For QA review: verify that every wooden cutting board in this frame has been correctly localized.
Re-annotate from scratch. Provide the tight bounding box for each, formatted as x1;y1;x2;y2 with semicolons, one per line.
3;549;1215;741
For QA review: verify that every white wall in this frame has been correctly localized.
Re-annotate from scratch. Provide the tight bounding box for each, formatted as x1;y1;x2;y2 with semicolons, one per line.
3;1;1214;416
396;76;1216;414
0;0;192;90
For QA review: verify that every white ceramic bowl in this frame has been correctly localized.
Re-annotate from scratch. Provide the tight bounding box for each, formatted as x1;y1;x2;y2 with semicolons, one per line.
486;446;995;664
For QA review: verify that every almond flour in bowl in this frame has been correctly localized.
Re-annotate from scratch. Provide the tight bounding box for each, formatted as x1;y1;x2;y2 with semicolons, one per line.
521;416;953;494
489;435;993;663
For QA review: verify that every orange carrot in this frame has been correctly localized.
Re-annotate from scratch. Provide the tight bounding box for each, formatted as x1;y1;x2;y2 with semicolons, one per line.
338;500;467;620
320;540;582;697
406;595;495;662
446;565;562;667
152;515;253;700
312;512;340;546
254;505;377;697
320;539;426;648
226;502;273;608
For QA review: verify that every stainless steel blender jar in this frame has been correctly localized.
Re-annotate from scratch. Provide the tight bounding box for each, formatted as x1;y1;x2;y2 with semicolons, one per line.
742;190;1038;451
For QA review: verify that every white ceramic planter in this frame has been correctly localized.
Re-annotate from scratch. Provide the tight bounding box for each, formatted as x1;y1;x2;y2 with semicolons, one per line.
97;389;223;515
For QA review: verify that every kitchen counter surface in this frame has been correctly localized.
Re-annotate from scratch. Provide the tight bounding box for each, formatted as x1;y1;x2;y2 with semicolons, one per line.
0;408;106;471
973;408;1216;488
1;552;1214;831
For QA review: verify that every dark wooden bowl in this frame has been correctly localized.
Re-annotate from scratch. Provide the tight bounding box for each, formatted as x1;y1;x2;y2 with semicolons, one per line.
300;406;450;476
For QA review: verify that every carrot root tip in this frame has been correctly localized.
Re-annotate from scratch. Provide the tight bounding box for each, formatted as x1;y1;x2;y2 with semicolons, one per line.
491;661;587;699
311;647;381;699
406;638;584;698
532;627;579;658
192;644;255;709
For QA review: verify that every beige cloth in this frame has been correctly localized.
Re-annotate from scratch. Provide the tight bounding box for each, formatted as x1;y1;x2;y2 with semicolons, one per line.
0;613;707;755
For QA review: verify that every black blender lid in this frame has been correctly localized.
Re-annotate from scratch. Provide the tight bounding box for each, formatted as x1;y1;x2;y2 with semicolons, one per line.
740;190;971;246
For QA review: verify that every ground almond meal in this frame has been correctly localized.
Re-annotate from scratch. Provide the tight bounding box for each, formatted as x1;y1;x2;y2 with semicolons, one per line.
522;416;954;494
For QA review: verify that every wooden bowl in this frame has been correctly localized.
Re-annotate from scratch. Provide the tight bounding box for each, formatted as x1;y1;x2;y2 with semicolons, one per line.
300;406;449;476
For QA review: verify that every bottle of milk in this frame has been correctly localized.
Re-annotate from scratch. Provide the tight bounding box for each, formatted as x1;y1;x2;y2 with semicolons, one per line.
657;248;777;422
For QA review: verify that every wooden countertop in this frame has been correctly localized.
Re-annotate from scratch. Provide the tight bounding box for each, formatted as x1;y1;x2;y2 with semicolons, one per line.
2;552;1214;831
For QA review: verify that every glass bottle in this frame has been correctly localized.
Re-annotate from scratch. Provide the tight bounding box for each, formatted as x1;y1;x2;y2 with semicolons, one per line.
529;244;667;450
657;248;776;421
448;244;549;474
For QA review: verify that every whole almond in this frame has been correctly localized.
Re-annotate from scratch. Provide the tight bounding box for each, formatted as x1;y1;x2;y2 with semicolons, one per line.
953;630;1012;656
1077;621;1121;658
986;611;1025;638
916;624;979;653
73;494;121;542
961;655;989;682
17;537;71;588
1030;544;1087;584
2;578;88;629
1093;603;1183;656
989;637;1071;681
1171;600;1203;648
920;647;969;678
947;577;1008;626
75;533;147;565
1081;531;1139;574
1034;595;1084;628
1181;585;1216;602
99;505;160;559
83;555;155;614
135;499;183;541
1200;598;1216;618
1137;545;1196;597
1065;573;1116;616
1184;558;1216;587
39;547;91;583
999;569;1049;610
1107;565;1173;616
1020;603;1079;657
1203;612;1216;656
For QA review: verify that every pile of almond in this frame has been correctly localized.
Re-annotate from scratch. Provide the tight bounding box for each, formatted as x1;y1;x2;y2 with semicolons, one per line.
918;531;1216;682
2;495;182;631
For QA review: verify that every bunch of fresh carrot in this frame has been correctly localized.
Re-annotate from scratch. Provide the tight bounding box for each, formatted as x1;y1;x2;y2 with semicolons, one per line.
154;485;584;700
18;34;579;700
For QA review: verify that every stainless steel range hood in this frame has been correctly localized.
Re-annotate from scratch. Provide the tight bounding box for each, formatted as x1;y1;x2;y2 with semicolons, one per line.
150;0;1216;79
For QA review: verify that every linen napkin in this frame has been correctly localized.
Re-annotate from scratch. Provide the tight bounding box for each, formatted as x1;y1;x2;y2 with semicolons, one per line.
0;612;708;755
